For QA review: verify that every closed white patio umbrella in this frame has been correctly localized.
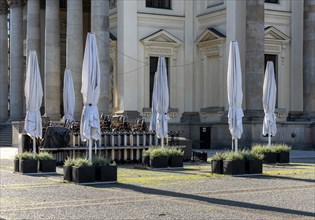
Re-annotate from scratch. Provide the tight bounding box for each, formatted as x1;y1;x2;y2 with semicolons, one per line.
149;74;158;132
155;57;169;147
80;33;101;161
24;50;43;155
263;61;277;145
63;68;75;123
227;41;244;152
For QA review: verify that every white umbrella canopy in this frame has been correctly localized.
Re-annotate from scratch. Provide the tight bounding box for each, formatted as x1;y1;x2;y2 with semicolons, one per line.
80;33;101;161
149;73;157;132
24;50;43;154
262;61;277;145
155;57;169;147
63;68;75;123
227;41;244;152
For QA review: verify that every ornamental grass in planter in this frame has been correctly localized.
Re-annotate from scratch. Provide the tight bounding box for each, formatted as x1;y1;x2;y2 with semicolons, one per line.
63;157;76;181
273;144;291;163
72;158;95;183
93;157;117;182
19;152;38;174
243;150;263;174
150;148;168;168
167;147;184;167
223;151;245;175
210;152;224;174
38;152;56;173
252;145;277;164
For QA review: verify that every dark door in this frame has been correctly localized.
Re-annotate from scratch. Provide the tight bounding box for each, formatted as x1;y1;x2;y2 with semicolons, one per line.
200;127;211;149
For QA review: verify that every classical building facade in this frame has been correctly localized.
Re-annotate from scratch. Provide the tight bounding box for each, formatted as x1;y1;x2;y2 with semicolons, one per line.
0;0;314;148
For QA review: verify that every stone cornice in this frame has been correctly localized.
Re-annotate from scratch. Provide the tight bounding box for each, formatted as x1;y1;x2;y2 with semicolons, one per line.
0;0;9;14
7;0;25;8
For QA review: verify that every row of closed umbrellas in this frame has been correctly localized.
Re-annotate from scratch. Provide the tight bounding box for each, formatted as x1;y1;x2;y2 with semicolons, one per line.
24;38;277;159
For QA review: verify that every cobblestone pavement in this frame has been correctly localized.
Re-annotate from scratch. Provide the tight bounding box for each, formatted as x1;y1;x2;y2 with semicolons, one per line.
1;154;314;220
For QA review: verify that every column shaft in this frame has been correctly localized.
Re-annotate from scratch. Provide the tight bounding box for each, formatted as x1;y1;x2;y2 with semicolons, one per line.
67;0;83;120
91;0;110;114
245;0;265;112
8;1;24;120
26;0;40;62
0;1;9;122
45;0;60;119
303;0;315;118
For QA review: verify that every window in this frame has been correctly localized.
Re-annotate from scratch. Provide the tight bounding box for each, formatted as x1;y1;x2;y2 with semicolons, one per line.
265;0;279;3
264;54;278;107
146;0;171;9
149;57;169;107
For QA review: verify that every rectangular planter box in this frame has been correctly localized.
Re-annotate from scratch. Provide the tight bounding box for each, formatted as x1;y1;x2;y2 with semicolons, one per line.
19;159;38;173
168;155;183;167
39;159;56;172
211;159;223;174
150;156;168;168
263;152;277;164
95;165;117;182
142;155;150;167
245;160;263;174
63;166;72;181
72;166;96;183
223;160;245;175
277;152;290;163
14;159;19;172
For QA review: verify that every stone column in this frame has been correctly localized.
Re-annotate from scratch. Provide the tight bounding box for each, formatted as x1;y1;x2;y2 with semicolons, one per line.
26;0;40;60
67;0;83;120
8;0;25;120
303;0;315;120
245;0;265;118
91;0;110;115
44;0;60;119
0;0;8;122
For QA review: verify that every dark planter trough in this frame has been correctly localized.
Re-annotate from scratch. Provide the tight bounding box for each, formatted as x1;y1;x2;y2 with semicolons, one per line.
72;166;96;183
19;159;38;173
14;159;19;172
211;159;223;174
95;165;117;182
39;159;56;172
223;159;245;175
245;160;263;174
168;155;183;167
150;156;168;168
277;152;290;163
142;155;150;167
63;166;72;181
263;152;277;164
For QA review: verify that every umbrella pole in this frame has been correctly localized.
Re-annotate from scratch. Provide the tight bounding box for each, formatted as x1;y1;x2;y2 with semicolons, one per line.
89;138;92;161
268;134;271;146
231;139;234;151
161;138;164;148
235;139;238;152
33;137;36;155
95;140;97;154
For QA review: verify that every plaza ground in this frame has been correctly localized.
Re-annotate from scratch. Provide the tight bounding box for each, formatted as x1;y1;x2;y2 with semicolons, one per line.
0;147;314;219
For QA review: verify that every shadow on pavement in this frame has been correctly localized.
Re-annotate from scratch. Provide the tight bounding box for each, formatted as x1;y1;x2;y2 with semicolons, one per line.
238;174;315;184
94;183;315;218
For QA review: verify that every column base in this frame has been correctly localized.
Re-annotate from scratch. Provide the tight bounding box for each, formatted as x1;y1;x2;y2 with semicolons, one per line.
119;110;141;123
243;110;264;122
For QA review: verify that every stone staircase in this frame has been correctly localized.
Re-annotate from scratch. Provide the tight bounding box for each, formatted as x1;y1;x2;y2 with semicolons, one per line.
0;124;12;147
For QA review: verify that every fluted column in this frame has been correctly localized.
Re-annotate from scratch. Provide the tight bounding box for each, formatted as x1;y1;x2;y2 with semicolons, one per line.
45;0;60;119
0;0;9;122
91;0;110;114
303;0;315;120
245;0;265;117
67;0;83;120
8;0;25;120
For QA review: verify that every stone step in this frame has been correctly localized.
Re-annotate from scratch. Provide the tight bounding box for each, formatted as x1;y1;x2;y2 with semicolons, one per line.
0;124;12;147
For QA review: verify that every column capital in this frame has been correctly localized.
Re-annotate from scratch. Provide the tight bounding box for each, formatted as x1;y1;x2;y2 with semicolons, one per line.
7;0;25;8
0;0;9;14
